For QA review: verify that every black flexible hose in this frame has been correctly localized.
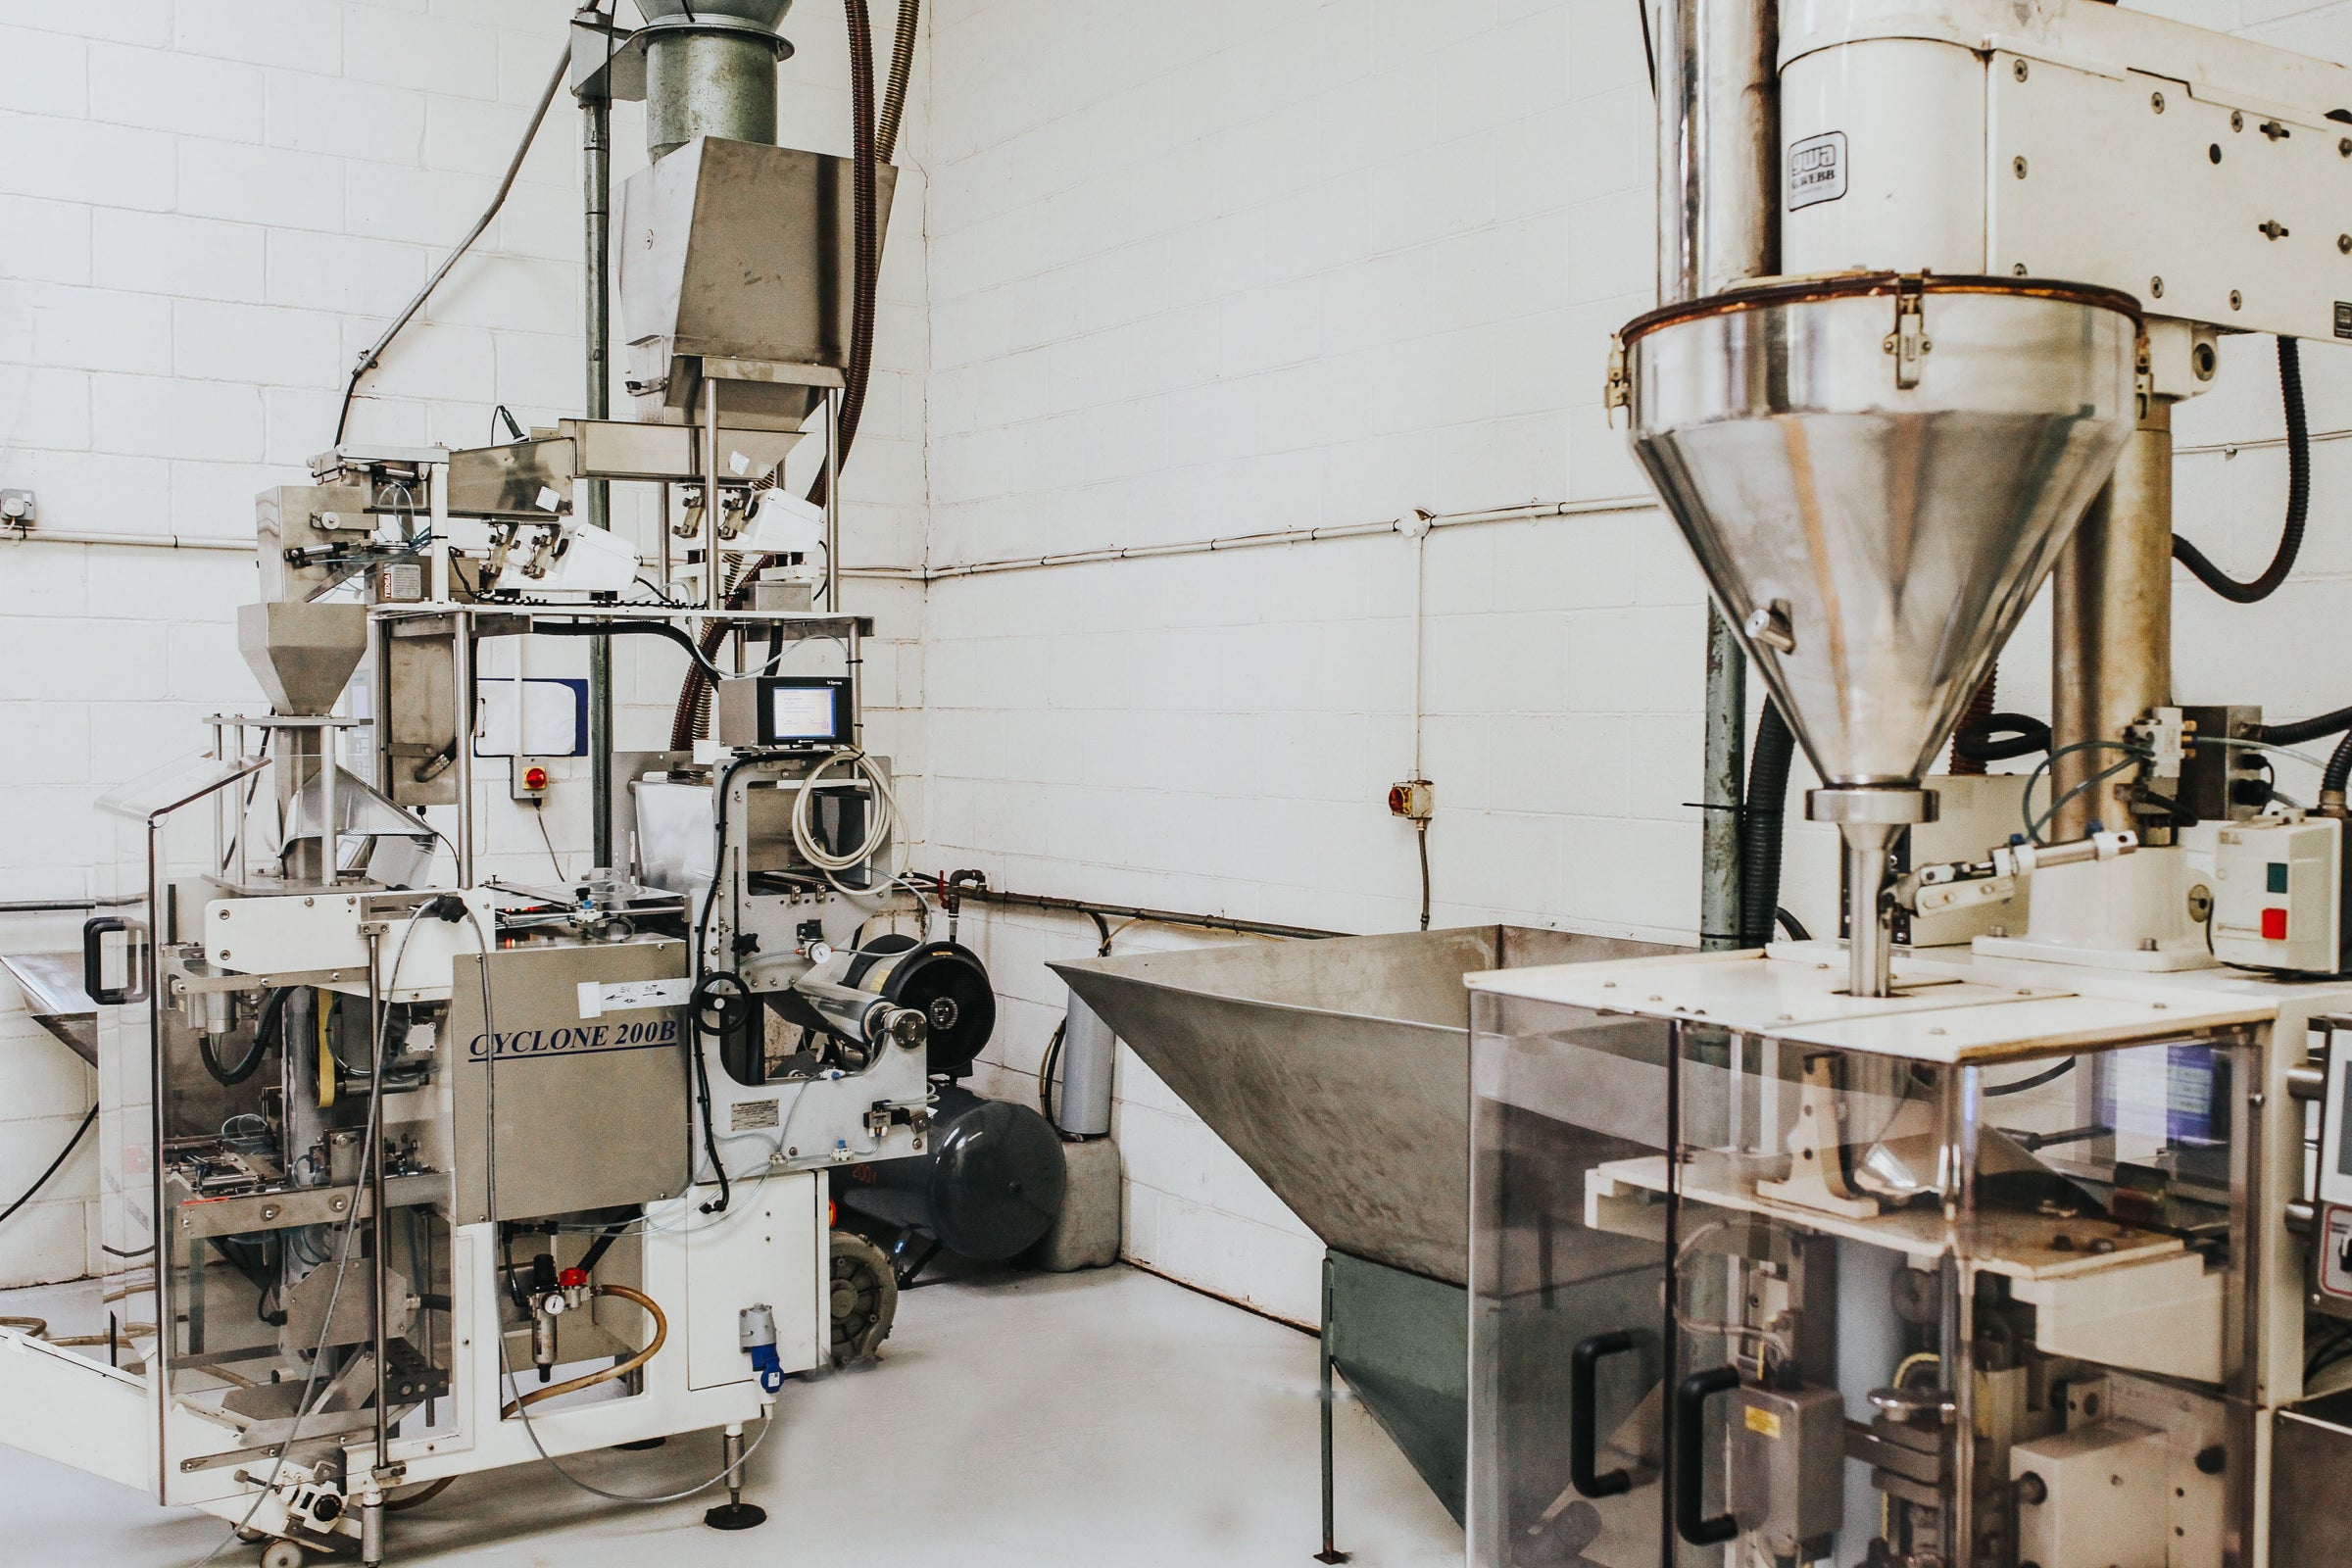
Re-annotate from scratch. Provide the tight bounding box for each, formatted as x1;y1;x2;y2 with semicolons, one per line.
198;985;286;1088
2326;730;2352;799
1954;711;2054;764
534;618;728;683
2260;704;2352;747
0;1104;97;1228
1740;701;1795;948
2174;336;2307;603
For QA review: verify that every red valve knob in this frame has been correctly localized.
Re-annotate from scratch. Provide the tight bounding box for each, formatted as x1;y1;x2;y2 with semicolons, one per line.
559;1266;588;1290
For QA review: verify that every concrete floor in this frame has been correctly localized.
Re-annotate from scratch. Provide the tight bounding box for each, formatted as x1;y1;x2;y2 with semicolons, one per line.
0;1262;1461;1568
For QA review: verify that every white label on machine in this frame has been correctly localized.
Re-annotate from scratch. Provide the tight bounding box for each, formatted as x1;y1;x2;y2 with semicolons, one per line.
729;450;751;475
535;485;563;513
1788;130;1847;209
576;977;692;1017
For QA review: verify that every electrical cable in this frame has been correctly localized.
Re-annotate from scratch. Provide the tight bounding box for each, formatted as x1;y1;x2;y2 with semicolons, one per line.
2019;740;2152;844
0;1104;96;1228
789;749;899;874
1414;818;1432;931
2174;336;2308;604
332;40;571;445
534;617;733;683
1983;1059;2075;1098
1773;908;1811;942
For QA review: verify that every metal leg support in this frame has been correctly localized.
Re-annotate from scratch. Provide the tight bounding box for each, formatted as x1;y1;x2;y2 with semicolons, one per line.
358;1485;385;1568
704;1422;766;1531
1316;1251;1350;1564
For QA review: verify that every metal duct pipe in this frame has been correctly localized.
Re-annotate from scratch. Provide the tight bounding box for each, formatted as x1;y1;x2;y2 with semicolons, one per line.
1054;990;1115;1140
2051;399;2175;843
1655;0;1779;950
637;0;793;159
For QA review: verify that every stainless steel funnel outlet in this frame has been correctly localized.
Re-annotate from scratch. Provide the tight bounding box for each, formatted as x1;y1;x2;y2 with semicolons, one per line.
1619;274;2142;793
1812;786;1936;997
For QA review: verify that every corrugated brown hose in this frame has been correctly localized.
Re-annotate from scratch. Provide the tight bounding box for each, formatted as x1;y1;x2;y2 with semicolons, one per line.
668;0;913;749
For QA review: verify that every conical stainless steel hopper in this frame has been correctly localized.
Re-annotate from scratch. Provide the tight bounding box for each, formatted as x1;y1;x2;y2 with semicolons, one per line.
1618;273;2142;991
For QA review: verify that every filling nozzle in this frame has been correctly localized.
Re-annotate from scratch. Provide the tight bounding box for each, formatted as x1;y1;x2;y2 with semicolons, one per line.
1809;787;1940;999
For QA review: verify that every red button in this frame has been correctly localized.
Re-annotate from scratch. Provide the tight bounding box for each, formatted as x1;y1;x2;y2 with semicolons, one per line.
2262;907;2289;942
523;765;548;790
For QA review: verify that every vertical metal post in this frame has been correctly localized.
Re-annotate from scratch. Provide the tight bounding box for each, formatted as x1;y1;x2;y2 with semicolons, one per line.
582;67;615;869
368;930;391;1472
702;379;723;613
452;611;476;886
822;386;842;611
1656;0;1777;950
1316;1250;1349;1564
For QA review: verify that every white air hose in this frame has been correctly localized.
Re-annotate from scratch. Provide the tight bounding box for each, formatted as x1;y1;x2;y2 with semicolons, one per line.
791;748;898;875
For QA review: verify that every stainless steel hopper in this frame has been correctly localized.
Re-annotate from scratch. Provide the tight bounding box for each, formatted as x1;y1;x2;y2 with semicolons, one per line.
1618;273;2143;992
1051;926;1674;1289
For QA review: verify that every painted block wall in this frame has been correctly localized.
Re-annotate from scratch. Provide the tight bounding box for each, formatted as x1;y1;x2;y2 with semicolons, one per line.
0;0;930;1287
917;0;2352;1325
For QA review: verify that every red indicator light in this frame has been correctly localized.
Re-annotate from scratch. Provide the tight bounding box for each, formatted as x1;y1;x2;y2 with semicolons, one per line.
2262;907;2288;942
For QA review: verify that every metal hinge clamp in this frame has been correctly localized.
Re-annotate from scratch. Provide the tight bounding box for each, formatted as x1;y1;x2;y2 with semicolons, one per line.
1883;275;1931;389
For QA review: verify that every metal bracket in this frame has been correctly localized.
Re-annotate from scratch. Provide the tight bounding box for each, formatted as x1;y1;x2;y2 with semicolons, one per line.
1883;275;1931;389
1602;335;1631;424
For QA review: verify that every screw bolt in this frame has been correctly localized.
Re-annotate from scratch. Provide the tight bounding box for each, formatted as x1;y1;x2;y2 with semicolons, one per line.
2230;289;2244;310
2013;155;2029;178
2151;276;2165;298
2151;90;2164;112
2014;59;2030;80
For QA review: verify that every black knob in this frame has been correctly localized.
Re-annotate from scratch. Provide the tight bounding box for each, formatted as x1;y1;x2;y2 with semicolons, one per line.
2195;1444;2227;1476
2016;1471;2047;1505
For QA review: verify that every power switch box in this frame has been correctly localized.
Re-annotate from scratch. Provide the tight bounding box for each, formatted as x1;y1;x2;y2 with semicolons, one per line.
2010;1420;2169;1568
2211;813;2342;974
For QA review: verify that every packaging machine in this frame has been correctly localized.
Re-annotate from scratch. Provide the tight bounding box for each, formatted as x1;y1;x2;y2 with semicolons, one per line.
1472;0;2352;1563
0;5;985;1564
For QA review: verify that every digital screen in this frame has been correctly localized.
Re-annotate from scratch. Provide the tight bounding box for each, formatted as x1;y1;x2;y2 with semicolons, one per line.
767;683;842;742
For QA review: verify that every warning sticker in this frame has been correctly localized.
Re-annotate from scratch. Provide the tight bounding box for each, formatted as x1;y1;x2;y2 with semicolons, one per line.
1743;1404;1783;1440
1788;131;1847;210
732;1100;781;1133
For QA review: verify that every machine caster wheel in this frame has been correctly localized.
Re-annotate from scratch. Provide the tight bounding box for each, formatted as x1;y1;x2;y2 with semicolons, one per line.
260;1541;307;1568
704;1502;767;1531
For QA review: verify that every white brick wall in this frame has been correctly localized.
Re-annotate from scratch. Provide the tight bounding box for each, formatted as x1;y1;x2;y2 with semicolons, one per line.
917;0;2352;1323
0;0;929;1287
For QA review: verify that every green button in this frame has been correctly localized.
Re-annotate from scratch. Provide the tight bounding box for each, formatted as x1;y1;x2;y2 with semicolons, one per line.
2269;861;2291;895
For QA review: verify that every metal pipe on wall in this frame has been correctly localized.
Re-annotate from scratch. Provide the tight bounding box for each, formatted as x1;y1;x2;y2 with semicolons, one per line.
2051;399;2175;843
1656;0;1779;949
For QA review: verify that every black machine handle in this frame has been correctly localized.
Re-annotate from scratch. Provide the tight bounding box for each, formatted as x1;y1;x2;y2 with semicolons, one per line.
1674;1365;1742;1546
82;915;150;1006
1570;1330;1638;1498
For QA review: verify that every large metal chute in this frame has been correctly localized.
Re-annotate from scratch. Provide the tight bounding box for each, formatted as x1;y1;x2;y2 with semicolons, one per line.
1051;928;1673;1289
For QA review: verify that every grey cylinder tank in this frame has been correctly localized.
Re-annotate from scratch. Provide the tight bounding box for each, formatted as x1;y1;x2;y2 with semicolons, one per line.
1054;988;1115;1139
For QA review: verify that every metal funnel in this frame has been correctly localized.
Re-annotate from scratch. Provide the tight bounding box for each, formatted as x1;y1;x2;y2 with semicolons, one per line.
238;601;367;717
1051;926;1673;1288
1621;275;2142;790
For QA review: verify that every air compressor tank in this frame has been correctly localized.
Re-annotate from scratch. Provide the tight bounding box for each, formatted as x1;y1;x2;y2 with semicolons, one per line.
839;1084;1066;1270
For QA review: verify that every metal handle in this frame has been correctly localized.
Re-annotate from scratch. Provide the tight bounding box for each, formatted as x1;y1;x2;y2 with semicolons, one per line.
81;915;149;1005
1570;1331;1638;1498
1674;1365;1741;1546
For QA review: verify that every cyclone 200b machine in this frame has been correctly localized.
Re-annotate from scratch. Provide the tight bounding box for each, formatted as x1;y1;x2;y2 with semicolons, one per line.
1470;1;2352;1565
0;6;998;1565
